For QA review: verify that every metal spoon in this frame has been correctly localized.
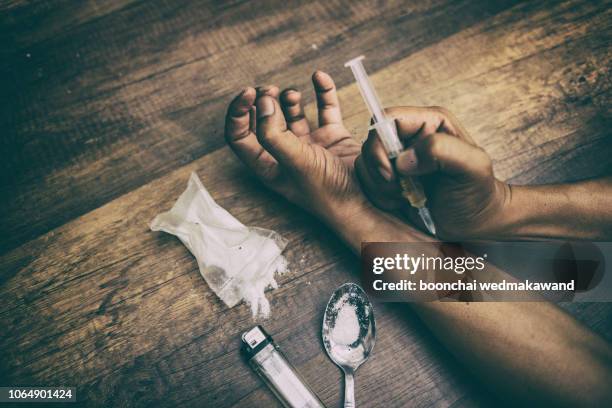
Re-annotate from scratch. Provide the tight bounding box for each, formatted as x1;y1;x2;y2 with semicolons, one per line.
322;283;376;408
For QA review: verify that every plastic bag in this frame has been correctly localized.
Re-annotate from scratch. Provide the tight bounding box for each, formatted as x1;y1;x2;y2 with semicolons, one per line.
150;172;288;318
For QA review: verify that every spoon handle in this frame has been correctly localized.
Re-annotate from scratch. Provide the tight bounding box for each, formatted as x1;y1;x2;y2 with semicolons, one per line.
344;370;355;408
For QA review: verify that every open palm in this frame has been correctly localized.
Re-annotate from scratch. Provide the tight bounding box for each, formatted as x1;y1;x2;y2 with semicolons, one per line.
224;71;365;219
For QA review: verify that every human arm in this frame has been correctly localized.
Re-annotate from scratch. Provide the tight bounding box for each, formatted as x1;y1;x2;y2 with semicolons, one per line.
356;106;612;240
498;178;612;240
223;76;612;407
331;211;612;407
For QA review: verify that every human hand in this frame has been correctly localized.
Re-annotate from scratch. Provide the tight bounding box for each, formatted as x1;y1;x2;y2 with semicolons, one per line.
224;71;368;227
356;106;511;239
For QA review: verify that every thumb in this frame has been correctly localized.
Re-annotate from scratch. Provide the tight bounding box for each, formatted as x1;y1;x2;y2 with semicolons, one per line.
255;95;303;167
395;132;491;178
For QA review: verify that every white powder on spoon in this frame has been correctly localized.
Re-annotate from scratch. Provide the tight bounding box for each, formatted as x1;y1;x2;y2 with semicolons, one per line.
331;300;360;345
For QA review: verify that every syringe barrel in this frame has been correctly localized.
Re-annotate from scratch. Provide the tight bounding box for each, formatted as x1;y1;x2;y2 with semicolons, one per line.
345;56;404;158
399;176;427;208
345;55;435;234
344;56;386;124
388;156;427;207
371;120;404;159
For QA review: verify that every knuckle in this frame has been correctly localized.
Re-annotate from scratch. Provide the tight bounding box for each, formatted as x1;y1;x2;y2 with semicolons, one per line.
425;135;446;158
230;128;250;143
475;147;493;170
258;128;279;145
384;106;404;116
430;105;451;117
315;83;335;94
286;113;305;123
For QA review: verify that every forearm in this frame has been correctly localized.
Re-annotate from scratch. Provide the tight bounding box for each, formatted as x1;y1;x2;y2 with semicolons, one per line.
496;177;612;240
415;302;612;407
327;203;612;406
325;199;424;250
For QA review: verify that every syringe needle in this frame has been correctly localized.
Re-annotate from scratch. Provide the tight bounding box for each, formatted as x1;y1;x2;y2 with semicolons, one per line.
345;55;437;236
418;207;437;236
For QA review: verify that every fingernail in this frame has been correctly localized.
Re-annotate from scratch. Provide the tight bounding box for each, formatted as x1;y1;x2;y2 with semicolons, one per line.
281;88;299;102
378;165;393;182
257;97;275;118
256;86;271;95
396;148;418;174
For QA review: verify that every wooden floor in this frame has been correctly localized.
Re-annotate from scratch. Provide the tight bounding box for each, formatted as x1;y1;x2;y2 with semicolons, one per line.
1;0;611;406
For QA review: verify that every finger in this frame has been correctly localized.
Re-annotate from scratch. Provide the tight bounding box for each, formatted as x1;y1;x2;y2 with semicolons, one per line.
355;129;405;210
313;71;342;126
395;132;491;178
225;87;256;140
355;155;402;211
384;106;475;144
280;88;311;138
362;128;396;184
256;95;304;168
225;88;279;180
256;85;280;99
385;106;448;139
249;105;256;133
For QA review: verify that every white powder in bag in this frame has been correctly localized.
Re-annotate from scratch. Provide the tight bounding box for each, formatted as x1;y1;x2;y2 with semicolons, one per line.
150;172;288;318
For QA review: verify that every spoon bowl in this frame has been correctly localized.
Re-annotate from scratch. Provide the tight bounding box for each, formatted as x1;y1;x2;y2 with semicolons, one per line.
322;283;376;408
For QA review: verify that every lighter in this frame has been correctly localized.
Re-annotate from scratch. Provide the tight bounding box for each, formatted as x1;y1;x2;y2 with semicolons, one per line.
241;326;325;408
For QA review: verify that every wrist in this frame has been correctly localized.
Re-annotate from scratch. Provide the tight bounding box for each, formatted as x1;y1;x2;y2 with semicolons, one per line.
473;182;535;239
324;195;424;252
323;197;377;251
488;184;575;240
453;179;516;240
484;180;520;239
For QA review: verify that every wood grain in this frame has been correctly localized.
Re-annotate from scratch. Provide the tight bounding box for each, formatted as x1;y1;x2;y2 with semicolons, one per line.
1;0;611;407
0;0;520;253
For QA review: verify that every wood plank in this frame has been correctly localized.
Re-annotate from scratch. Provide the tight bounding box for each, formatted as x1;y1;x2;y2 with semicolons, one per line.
1;0;611;406
0;0;521;253
0;152;486;407
1;0;142;45
326;0;612;184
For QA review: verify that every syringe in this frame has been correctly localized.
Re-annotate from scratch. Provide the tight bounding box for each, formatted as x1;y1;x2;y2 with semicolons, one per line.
345;55;437;236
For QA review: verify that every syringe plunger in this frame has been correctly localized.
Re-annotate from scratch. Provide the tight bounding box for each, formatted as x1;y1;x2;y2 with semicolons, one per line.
345;56;403;158
345;55;437;236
